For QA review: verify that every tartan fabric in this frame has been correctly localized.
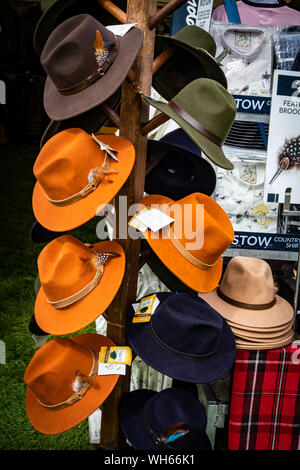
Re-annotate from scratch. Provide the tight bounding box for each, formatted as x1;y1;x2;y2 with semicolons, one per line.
228;342;300;450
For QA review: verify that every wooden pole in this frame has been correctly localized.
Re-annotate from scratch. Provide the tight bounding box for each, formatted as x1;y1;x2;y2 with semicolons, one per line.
141;111;170;135
148;0;187;30
99;0;157;450
100;103;121;128
96;0;128;23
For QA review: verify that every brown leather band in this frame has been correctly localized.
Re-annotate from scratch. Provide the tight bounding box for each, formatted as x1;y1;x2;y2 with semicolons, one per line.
37;347;98;411
47;264;104;309
168;99;224;147
46;150;117;207
163;226;217;271
57;35;119;96
217;287;277;310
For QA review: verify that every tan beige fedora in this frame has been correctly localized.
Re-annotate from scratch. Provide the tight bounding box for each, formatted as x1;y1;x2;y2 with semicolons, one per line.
227;317;293;333
231;321;294;340
198;256;294;329
234;331;295;350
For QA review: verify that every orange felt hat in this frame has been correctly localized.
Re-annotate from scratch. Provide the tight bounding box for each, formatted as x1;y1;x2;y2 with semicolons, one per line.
24;333;119;435
32;128;135;232
34;235;125;335
136;193;234;293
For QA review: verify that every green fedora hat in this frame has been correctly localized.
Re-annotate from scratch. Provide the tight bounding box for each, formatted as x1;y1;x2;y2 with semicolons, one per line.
152;25;227;102
34;0;127;56
143;78;236;170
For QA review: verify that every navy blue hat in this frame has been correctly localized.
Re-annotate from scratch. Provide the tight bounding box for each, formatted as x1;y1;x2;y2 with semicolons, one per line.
118;388;212;451
127;292;236;383
145;129;216;200
30;220;63;243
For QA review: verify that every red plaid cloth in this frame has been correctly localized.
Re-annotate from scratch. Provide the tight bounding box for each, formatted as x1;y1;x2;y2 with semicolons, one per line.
228;342;300;450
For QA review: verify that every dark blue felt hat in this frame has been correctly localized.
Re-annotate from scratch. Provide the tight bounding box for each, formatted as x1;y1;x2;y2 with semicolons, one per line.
118;387;212;451
145;129;216;200
126;292;236;383
30;220;63;243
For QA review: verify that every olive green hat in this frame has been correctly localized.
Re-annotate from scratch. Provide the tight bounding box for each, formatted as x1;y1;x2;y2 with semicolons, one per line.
152;25;227;101
143;78;236;170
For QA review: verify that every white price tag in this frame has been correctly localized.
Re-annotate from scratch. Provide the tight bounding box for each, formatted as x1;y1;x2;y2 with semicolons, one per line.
98;363;126;376
106;23;137;37
136;208;174;233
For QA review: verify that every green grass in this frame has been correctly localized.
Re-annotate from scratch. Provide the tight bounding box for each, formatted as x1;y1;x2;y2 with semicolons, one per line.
0;143;103;450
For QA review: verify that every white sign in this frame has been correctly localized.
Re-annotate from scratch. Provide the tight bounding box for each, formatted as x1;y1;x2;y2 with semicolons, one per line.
264;70;300;204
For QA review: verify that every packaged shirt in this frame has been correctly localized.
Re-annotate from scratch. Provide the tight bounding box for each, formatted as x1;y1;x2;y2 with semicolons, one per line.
273;28;300;71
212;0;300;27
213;150;278;233
210;22;274;96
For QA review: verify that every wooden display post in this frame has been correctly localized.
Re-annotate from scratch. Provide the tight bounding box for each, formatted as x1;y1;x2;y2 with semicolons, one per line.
97;0;188;450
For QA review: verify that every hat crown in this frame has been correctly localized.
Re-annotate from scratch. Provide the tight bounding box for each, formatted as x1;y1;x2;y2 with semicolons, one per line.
38;235;97;302
34;128;106;201
41;14;116;89
173;25;217;57
151;294;224;356
156;192;233;265
144;388;207;448
174;78;236;141
24;338;94;406
220;256;276;304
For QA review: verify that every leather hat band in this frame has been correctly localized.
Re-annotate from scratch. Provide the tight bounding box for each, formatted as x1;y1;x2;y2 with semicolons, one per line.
57;35;119;96
168;99;224;147
217;287;277;310
37;346;98;411
164;226;217;271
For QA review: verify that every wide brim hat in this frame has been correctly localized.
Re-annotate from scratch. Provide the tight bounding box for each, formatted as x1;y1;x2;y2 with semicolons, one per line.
199;288;295;330
40;87;121;148
126;292;236;383
234;332;295;350
35;240;125;335
32;133;135;232
152;26;227;102
25;333;119;434
118;388;212;451
143;79;236;170
136;193;234;293
146;128;216;199
230;320;294;340
41;15;143;120
34;0;127;56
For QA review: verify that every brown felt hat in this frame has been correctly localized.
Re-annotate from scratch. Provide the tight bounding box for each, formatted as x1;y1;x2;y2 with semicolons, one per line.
199;257;295;331
24;333;119;434
41;14;143;120
34;235;125;335
33;128;135;232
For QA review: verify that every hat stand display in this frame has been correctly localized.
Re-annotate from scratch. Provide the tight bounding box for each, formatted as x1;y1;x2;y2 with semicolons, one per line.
18;0;299;454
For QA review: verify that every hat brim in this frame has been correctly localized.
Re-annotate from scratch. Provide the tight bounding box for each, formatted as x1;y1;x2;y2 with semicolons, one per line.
43;27;143;120
25;333;119;435
152;35;227;101
34;0;127;56
118;389;212;450
35;241;125;335
40;87;121;148
126;293;236;383
230;320;294;340
137;194;229;293
143;95;233;170
198;289;295;329
234;332;295;350
146;139;216;198
32;135;135;232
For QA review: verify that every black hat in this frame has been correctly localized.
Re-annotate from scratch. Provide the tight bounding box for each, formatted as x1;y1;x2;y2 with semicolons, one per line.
146;128;216;199
119;387;212;450
127;292;236;383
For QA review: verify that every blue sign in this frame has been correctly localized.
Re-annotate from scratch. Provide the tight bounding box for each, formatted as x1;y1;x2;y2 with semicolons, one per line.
233;95;271;115
171;0;213;36
230;232;300;252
